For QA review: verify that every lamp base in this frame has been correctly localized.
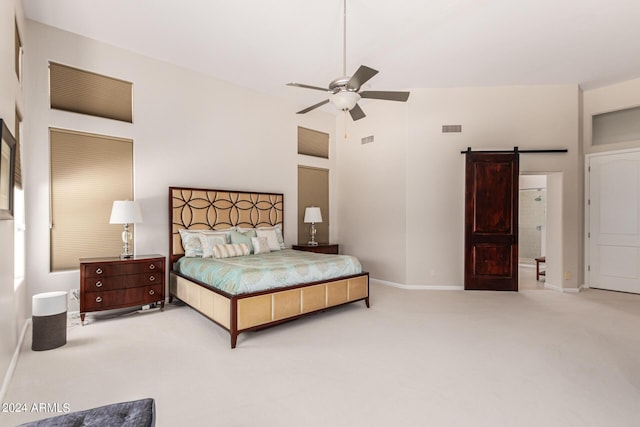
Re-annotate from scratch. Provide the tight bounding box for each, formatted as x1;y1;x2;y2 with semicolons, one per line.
120;252;133;259
307;241;319;246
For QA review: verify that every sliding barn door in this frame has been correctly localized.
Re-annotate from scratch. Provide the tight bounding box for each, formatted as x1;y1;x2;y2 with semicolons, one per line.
465;152;519;291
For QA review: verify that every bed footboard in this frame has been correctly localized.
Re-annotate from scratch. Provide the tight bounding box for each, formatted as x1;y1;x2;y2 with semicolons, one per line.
170;272;369;348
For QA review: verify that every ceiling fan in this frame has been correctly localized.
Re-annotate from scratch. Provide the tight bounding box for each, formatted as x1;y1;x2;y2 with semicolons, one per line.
287;0;410;121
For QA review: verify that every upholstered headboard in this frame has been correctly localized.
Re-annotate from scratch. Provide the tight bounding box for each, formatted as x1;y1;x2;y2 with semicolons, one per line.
169;187;284;265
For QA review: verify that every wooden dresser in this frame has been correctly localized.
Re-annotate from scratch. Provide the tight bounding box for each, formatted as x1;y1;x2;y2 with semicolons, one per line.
292;244;339;255
79;254;165;323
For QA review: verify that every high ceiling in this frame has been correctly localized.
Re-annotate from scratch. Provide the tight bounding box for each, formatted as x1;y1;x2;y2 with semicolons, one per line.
22;0;640;112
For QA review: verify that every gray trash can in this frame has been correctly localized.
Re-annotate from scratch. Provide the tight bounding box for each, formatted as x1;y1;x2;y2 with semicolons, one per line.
32;291;68;351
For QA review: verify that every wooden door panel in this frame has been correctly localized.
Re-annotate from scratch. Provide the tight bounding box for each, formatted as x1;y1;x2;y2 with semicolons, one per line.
465;152;519;291
472;244;514;276
472;162;516;233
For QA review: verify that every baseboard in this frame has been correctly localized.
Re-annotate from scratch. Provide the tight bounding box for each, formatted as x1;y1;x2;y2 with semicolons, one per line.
0;318;30;404
544;282;582;293
371;278;464;291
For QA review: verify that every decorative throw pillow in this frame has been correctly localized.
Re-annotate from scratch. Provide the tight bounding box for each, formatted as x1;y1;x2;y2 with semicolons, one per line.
237;224;285;249
235;226;257;237
178;229;205;257
229;230;255;253
256;228;281;251
199;234;228;258
251;236;271;255
213;243;251;259
257;224;285;249
179;229;234;257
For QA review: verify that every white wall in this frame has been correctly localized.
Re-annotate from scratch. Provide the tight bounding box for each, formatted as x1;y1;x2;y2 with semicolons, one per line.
337;85;583;290
0;0;27;401
336;100;408;283
23;21;336;307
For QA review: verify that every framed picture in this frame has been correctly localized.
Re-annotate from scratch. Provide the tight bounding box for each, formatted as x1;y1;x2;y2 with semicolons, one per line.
0;119;16;220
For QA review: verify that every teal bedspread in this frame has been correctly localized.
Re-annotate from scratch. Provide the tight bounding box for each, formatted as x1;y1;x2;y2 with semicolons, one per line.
175;249;362;295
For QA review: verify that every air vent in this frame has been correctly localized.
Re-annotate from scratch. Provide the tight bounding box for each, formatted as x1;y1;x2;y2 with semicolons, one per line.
442;125;462;133
361;135;374;144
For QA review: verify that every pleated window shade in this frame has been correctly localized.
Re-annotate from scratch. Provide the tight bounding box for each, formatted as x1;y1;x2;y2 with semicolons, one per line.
15;22;22;80
298;127;329;159
14;110;21;189
49;62;133;123
50;128;133;271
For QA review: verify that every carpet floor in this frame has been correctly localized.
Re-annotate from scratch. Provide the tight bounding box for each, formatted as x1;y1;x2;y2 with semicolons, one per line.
2;282;639;426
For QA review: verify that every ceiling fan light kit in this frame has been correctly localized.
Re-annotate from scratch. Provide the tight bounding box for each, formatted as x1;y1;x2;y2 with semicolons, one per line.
287;0;410;121
330;91;361;111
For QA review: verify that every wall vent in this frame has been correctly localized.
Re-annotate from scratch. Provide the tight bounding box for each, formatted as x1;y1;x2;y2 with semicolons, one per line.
442;125;462;133
361;135;375;144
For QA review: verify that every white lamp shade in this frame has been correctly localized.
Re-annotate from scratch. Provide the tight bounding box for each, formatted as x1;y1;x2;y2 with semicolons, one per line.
330;91;361;111
304;207;323;224
109;200;143;224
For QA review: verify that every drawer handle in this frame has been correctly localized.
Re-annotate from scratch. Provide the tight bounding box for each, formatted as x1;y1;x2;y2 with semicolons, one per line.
95;281;103;288
149;275;155;282
149;264;156;270
95;296;103;303
96;268;103;275
149;290;155;295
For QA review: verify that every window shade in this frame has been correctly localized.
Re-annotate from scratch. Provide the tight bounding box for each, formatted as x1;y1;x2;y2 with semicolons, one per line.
15;22;22;80
50;128;133;271
49;62;133;123
298;127;329;158
14;110;21;189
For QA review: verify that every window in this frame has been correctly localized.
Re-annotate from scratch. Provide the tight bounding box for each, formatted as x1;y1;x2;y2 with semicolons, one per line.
50;128;133;271
49;62;133;123
592;106;640;146
297;166;329;244
298;127;329;158
14;110;24;287
15;20;23;81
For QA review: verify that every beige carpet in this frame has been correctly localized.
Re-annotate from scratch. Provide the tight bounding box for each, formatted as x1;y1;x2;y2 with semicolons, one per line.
2;283;639;427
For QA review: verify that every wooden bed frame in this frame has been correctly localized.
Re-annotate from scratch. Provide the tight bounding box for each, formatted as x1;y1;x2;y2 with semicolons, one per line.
168;186;369;348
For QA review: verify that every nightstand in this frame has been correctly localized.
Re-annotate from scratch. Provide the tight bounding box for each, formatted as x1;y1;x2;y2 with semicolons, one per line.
79;254;165;323
292;243;339;255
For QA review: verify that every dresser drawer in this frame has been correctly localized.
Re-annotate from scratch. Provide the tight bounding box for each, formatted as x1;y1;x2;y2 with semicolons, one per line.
83;289;125;311
123;272;163;288
82;263;124;278
124;284;164;305
84;276;125;292
123;260;164;275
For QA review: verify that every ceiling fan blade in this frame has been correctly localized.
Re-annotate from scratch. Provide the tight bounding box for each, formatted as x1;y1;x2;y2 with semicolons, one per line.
349;103;366;121
360;91;410;102
347;65;379;90
296;99;330;114
287;82;330;92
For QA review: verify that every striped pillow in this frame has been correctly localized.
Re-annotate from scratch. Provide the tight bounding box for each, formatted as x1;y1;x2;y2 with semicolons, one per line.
213;243;251;259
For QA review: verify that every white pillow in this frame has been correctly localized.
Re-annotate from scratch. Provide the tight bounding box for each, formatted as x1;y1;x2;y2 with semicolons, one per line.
251;236;271;255
199;234;229;258
178;229;204;257
238;224;285;249
213;243;251;259
258;224;285;249
178;228;234;257
256;229;281;251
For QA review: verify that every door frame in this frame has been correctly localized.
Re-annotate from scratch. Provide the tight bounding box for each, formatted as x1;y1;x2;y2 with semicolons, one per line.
584;147;640;291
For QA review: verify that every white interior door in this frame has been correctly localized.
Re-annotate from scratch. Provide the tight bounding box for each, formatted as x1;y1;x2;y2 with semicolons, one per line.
588;150;640;294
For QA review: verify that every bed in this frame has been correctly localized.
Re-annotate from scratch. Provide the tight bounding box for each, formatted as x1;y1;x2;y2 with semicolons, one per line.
168;186;369;348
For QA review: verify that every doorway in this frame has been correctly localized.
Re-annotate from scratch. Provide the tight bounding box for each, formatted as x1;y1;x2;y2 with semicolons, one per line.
519;175;547;290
